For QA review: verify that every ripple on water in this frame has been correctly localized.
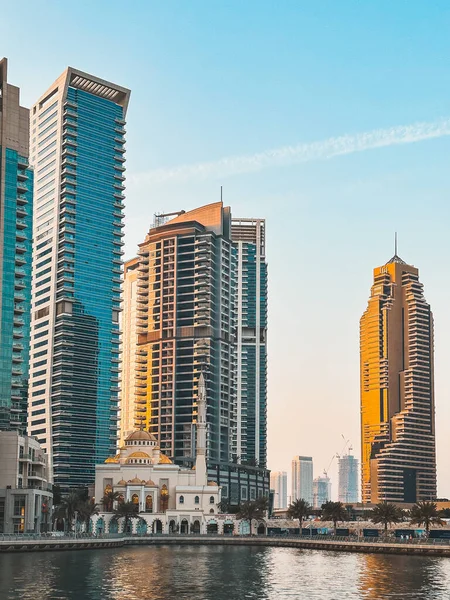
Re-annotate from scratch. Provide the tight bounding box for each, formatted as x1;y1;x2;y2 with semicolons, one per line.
1;545;450;600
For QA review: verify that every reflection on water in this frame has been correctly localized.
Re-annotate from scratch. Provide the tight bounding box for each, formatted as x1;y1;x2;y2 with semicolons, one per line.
1;545;450;600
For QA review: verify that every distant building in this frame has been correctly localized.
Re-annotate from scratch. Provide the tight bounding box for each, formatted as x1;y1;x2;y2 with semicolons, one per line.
0;431;52;533
360;252;436;503
292;456;313;505
338;454;359;504
313;476;331;509
270;471;287;509
0;58;33;433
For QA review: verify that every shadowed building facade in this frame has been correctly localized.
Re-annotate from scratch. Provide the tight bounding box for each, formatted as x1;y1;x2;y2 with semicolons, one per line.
0;58;33;433
27;67;130;490
360;253;436;504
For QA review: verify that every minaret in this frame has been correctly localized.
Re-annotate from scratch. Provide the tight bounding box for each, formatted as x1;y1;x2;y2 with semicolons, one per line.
195;372;207;486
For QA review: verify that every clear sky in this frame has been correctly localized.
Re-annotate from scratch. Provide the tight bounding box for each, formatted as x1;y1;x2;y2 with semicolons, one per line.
3;0;450;499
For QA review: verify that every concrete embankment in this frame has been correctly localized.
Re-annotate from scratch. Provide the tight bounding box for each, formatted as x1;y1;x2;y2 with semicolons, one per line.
1;535;450;556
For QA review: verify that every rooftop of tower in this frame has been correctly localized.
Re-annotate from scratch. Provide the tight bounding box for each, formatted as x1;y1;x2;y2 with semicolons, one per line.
386;254;407;265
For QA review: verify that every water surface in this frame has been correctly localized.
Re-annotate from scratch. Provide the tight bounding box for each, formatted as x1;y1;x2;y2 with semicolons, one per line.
1;545;450;599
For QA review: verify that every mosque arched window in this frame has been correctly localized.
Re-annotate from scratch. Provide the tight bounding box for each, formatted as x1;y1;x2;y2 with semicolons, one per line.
209;496;215;504
194;496;200;504
146;495;153;512
179;495;184;504
132;494;139;505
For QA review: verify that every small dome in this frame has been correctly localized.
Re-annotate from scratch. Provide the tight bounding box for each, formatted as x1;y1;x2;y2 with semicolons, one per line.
117;479;127;486
128;476;143;484
104;455;120;464
208;481;218;486
128;451;150;459
159;453;173;464
126;430;157;442
146;479;157;486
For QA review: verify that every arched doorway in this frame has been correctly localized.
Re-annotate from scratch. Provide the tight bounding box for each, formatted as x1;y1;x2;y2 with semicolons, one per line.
257;523;266;535
96;517;105;535
239;520;250;535
160;485;169;512
137;518;148;535
223;521;234;535
181;519;189;534
109;519;119;534
55;518;65;532
169;519;176;534
146;495;153;513
192;520;201;534
207;520;218;534
153;519;163;534
124;520;133;534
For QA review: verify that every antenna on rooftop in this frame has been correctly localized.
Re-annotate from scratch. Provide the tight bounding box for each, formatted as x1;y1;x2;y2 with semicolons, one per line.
395;231;398;256
220;185;223;202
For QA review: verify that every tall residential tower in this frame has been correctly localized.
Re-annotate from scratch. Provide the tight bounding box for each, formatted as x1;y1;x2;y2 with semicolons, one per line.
360;253;436;503
135;202;237;466
0;58;33;432
231;218;267;467
270;471;287;509
27;67;130;489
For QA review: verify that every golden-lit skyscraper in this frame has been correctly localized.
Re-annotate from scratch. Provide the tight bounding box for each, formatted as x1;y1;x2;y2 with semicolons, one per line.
360;251;436;504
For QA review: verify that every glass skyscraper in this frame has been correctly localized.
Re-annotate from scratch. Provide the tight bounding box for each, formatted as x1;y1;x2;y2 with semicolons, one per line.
0;58;33;433
27;67;130;490
231;218;267;467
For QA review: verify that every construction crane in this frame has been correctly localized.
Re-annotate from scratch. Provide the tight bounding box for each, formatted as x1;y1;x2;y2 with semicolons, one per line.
336;435;352;459
323;454;335;479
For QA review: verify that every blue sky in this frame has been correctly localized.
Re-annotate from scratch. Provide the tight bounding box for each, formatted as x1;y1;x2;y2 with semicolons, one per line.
4;0;450;498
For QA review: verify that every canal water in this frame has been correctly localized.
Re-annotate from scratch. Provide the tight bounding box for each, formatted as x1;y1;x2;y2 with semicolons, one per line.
1;545;450;599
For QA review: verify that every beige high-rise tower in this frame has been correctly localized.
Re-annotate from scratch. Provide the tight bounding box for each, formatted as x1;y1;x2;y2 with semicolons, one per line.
360;251;436;504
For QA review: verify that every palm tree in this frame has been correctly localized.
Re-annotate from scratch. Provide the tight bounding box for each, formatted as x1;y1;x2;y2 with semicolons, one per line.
321;501;348;535
113;500;139;535
77;500;99;532
371;502;403;535
55;491;83;532
101;490;121;512
237;497;268;534
287;499;311;535
410;501;445;535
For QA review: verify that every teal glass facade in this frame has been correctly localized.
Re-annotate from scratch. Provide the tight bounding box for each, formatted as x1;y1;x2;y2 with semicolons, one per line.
50;86;125;488
0;149;33;432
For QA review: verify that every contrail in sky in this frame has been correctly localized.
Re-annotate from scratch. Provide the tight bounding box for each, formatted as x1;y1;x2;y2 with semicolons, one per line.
130;119;450;185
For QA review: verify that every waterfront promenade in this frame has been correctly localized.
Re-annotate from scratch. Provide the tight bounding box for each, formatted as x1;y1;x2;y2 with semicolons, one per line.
2;534;450;556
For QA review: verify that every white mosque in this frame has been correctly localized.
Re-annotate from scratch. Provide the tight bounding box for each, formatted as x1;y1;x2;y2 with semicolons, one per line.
92;374;238;535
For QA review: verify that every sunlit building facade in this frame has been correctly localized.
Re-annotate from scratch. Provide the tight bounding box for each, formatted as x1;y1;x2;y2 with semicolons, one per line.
27;67;130;490
231;218;267;467
313;475;330;509
0;58;33;433
360;253;436;503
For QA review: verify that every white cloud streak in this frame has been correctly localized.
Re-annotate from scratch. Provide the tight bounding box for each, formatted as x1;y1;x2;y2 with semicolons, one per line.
130;119;450;185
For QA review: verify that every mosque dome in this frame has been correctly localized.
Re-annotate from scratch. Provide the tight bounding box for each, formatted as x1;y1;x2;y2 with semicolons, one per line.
104;455;120;464
128;476;143;484
128;451;150;459
146;479;157;486
159;453;173;464
126;430;157;442
117;479;127;486
208;481;218;486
